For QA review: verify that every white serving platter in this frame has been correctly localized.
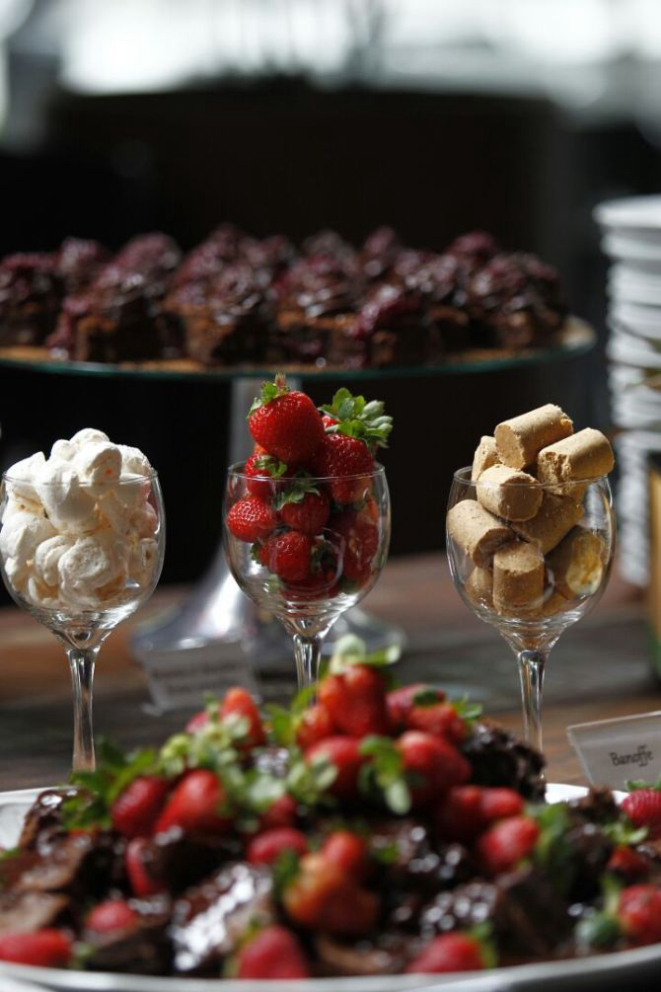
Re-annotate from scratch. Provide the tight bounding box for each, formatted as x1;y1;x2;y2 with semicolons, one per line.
0;785;658;992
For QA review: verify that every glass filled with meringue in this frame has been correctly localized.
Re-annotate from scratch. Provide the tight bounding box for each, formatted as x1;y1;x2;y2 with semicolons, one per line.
0;428;165;772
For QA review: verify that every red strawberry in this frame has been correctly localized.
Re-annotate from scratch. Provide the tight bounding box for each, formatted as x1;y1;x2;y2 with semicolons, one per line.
321;830;368;877
0;929;71;967
305;737;364;800
110;776;169;839
226;496;277;543
407;701;467;744
86;899;138;934
259;794;298;831
318;664;389;737
622;789;661;840
279;489;331;535
607;846;649;880
248;379;324;465
311;433;375;505
479;788;524;823
398;731;471;805
618;884;661;945
220;686;266;748
283;852;377;935
236;925;310;979
262;530;312;582
476;815;540;876
296;703;335;750
125;837;164;897
321;414;338;430
244;452;287;500
186;709;209;733
331;508;379;584
436;786;485;842
387;684;443;731
154;769;230;835
406;933;486;974
247;827;308;865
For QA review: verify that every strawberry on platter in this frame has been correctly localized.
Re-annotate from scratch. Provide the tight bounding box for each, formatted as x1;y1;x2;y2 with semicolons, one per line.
3;637;661;980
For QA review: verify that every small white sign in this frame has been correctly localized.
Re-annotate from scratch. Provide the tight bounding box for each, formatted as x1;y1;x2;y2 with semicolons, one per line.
567;711;661;789
139;641;260;714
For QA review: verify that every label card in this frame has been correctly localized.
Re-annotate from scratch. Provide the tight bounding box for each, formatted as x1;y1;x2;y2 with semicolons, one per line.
567;711;661;789
139;642;260;714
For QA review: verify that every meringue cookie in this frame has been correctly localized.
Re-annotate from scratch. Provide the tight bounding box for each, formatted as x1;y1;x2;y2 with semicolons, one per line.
0;511;56;562
34;462;97;533
74;442;122;496
117;445;153;477
34;534;75;587
4;555;28;592
58;534;122;597
129;538;159;585
70;428;109;449
2;431;158;613
129;503;158;539
5;452;46;504
50;439;76;462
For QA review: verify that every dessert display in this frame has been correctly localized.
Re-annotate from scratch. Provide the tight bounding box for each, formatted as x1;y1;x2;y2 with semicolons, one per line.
448;404;615;620
1;429;160;613
1;646;661;980
224;377;391;689
0;225;569;369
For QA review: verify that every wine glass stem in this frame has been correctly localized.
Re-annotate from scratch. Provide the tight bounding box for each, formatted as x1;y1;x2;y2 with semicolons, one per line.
66;646;100;772
517;649;547;753
293;634;323;691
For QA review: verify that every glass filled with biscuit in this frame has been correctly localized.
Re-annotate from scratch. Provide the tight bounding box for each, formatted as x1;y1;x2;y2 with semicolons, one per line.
447;404;615;754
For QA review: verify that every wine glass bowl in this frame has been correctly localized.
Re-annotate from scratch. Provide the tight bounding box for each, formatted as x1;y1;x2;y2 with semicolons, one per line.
0;470;165;771
224;463;390;688
447;467;614;750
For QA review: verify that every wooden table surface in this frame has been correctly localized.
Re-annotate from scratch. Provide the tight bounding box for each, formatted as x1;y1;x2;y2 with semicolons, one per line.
0;552;654;791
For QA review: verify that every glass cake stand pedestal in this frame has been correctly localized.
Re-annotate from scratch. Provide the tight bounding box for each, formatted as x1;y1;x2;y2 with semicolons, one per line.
0;319;595;711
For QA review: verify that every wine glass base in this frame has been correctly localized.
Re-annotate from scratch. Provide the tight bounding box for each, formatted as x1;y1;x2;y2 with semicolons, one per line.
131;564;407;713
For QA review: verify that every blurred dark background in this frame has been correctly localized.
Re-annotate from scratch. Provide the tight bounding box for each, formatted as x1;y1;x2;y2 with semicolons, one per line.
0;0;660;590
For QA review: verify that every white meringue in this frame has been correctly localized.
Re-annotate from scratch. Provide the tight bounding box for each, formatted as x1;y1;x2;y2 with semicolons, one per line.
34;534;75;587
50;439;76;462
5;452;46;504
69;428;109;448
117;444;153;477
0;511;56;562
2;430;158;613
34;462;97;533
74;442;122;496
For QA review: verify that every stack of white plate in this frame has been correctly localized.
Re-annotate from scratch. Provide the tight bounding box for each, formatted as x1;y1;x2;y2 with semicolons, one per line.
595;194;661;586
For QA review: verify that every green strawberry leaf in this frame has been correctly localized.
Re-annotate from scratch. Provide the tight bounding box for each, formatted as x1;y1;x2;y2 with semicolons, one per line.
273;475;320;510
248;376;289;417
359;735;412;815
602;819;648;846
253;455;289;479
272;849;301;898
329;634;400;674
626;775;661;792
286;752;337;807
451;695;484;725
413;688;442;707
576;911;621;950
467;922;498;969
320;389;393;448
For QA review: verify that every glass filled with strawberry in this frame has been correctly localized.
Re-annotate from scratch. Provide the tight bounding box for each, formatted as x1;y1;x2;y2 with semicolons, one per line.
223;376;391;690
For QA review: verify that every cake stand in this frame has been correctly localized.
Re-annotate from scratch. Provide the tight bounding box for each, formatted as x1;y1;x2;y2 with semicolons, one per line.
0;320;595;711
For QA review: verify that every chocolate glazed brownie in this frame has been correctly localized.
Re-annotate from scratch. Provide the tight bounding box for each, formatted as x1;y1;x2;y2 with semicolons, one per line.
0;225;568;368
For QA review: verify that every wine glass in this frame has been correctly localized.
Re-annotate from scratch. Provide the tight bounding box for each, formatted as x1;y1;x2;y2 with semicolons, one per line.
0;471;165;772
223;464;390;690
446;467;614;752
